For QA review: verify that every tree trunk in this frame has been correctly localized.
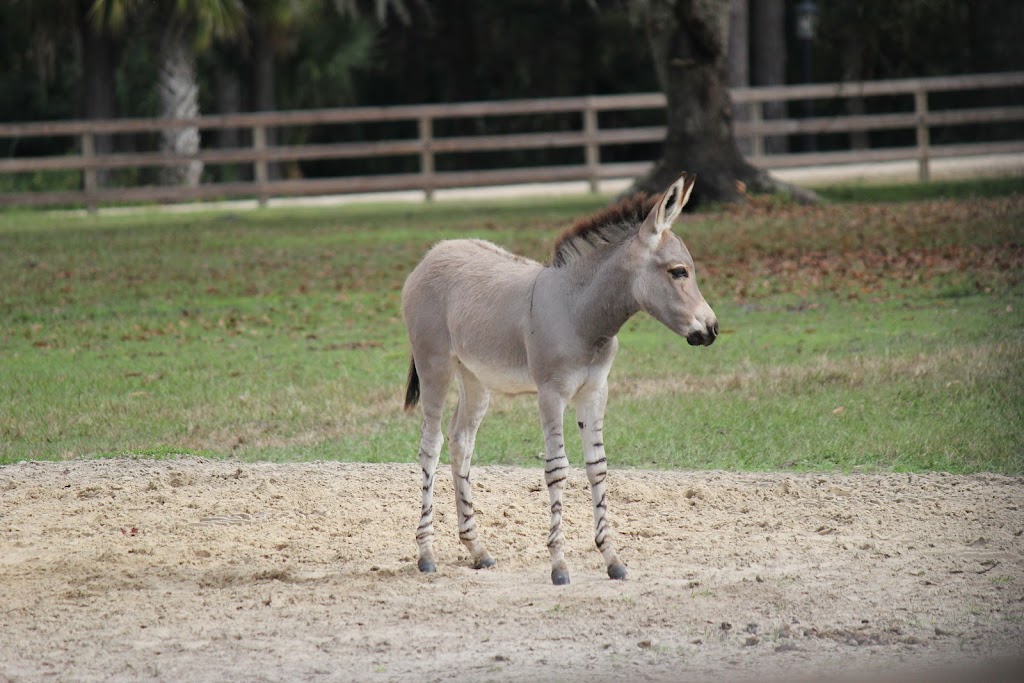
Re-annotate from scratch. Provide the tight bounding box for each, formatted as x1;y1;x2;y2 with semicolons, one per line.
214;63;248;181
77;0;116;186
728;0;750;155
750;0;787;154
251;16;280;180
157;20;203;187
839;24;868;150
632;0;815;205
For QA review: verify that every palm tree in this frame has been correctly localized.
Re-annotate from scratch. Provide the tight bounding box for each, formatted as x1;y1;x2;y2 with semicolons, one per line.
11;1;118;183
91;0;247;186
241;0;420;178
245;0;420;117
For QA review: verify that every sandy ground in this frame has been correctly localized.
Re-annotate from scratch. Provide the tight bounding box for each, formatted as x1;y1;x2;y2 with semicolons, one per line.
1;458;1022;682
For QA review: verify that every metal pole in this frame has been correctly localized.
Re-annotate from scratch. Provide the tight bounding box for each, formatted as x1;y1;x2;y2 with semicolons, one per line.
802;38;816;152
795;0;818;153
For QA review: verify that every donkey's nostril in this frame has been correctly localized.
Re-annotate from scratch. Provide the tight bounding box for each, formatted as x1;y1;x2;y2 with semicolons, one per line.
711;321;719;338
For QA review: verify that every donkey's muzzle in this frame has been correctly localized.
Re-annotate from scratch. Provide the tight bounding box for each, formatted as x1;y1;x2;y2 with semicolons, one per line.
686;320;719;347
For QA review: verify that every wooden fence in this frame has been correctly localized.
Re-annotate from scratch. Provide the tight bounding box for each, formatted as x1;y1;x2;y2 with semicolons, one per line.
1;71;1022;210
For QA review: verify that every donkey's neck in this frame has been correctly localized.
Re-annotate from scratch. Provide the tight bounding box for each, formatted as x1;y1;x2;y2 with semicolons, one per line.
556;246;640;347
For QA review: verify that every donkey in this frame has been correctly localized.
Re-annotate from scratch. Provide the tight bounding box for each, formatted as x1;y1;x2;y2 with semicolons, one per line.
401;172;717;585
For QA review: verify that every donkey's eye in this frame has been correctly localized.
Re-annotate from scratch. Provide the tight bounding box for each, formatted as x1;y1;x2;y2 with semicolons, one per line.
669;266;689;280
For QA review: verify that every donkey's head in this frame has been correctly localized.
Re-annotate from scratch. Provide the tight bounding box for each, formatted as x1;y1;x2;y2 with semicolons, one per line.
630;173;718;346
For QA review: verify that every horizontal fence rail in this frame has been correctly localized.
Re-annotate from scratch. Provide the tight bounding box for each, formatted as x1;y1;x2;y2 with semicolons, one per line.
1;71;1022;209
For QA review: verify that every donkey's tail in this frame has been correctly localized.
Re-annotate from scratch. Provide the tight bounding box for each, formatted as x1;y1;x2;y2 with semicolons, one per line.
404;356;420;411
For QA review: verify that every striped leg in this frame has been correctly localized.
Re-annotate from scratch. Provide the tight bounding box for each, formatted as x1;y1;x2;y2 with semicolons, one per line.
414;359;452;574
449;370;495;569
538;389;571;585
577;384;627;580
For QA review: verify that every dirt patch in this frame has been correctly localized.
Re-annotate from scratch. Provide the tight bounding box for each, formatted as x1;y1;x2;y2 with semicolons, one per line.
1;458;1022;682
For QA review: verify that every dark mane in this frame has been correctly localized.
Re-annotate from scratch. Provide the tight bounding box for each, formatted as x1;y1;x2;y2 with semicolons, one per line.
551;192;659;267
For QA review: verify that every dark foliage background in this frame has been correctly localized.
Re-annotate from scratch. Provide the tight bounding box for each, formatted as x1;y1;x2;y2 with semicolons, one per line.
1;0;1021;188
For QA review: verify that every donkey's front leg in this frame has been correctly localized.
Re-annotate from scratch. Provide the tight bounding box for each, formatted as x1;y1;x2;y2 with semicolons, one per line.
577;384;627;580
538;389;571;585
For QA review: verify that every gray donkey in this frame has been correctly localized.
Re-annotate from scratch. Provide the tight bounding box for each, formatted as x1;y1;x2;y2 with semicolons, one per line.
402;172;717;585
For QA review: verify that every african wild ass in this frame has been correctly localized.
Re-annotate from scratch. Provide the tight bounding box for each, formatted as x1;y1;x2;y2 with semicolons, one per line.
402;172;717;585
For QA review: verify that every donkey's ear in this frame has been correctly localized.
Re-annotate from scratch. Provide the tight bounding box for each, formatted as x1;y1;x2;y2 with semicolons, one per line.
655;172;696;230
642;172;696;244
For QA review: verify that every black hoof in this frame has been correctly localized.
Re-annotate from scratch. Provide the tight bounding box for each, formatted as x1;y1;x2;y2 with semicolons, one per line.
417;558;436;573
474;556;496;569
551;569;571;585
607;563;628;580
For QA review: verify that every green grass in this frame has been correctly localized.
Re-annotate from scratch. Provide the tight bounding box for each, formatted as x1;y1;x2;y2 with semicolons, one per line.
1;182;1022;473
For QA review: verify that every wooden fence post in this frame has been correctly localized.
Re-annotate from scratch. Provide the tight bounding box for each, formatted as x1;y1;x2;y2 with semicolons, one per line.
583;99;600;193
81;131;98;214
914;87;930;183
419;115;435;201
3;72;1023;210
253;124;269;207
750;102;764;160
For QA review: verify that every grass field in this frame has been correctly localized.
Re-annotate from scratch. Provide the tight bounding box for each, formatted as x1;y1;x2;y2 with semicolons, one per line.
1;180;1022;472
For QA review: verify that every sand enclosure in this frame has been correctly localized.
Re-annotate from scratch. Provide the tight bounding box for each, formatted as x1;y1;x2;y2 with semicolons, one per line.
1;457;1022;681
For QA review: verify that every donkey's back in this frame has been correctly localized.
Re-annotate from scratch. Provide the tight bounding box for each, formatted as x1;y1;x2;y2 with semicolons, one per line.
402;238;540;308
402;239;543;395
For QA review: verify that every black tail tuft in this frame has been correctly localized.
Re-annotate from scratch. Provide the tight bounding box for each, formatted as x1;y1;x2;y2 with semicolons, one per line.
404;356;420;411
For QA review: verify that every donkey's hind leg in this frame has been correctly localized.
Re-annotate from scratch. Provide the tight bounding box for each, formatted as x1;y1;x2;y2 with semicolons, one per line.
449;368;495;569
414;356;453;574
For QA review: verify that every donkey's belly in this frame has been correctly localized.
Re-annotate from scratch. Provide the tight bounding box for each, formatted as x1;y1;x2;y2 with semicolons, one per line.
457;356;538;396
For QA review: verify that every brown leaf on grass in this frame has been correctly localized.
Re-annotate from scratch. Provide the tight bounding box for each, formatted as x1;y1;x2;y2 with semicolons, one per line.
695;197;1024;303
